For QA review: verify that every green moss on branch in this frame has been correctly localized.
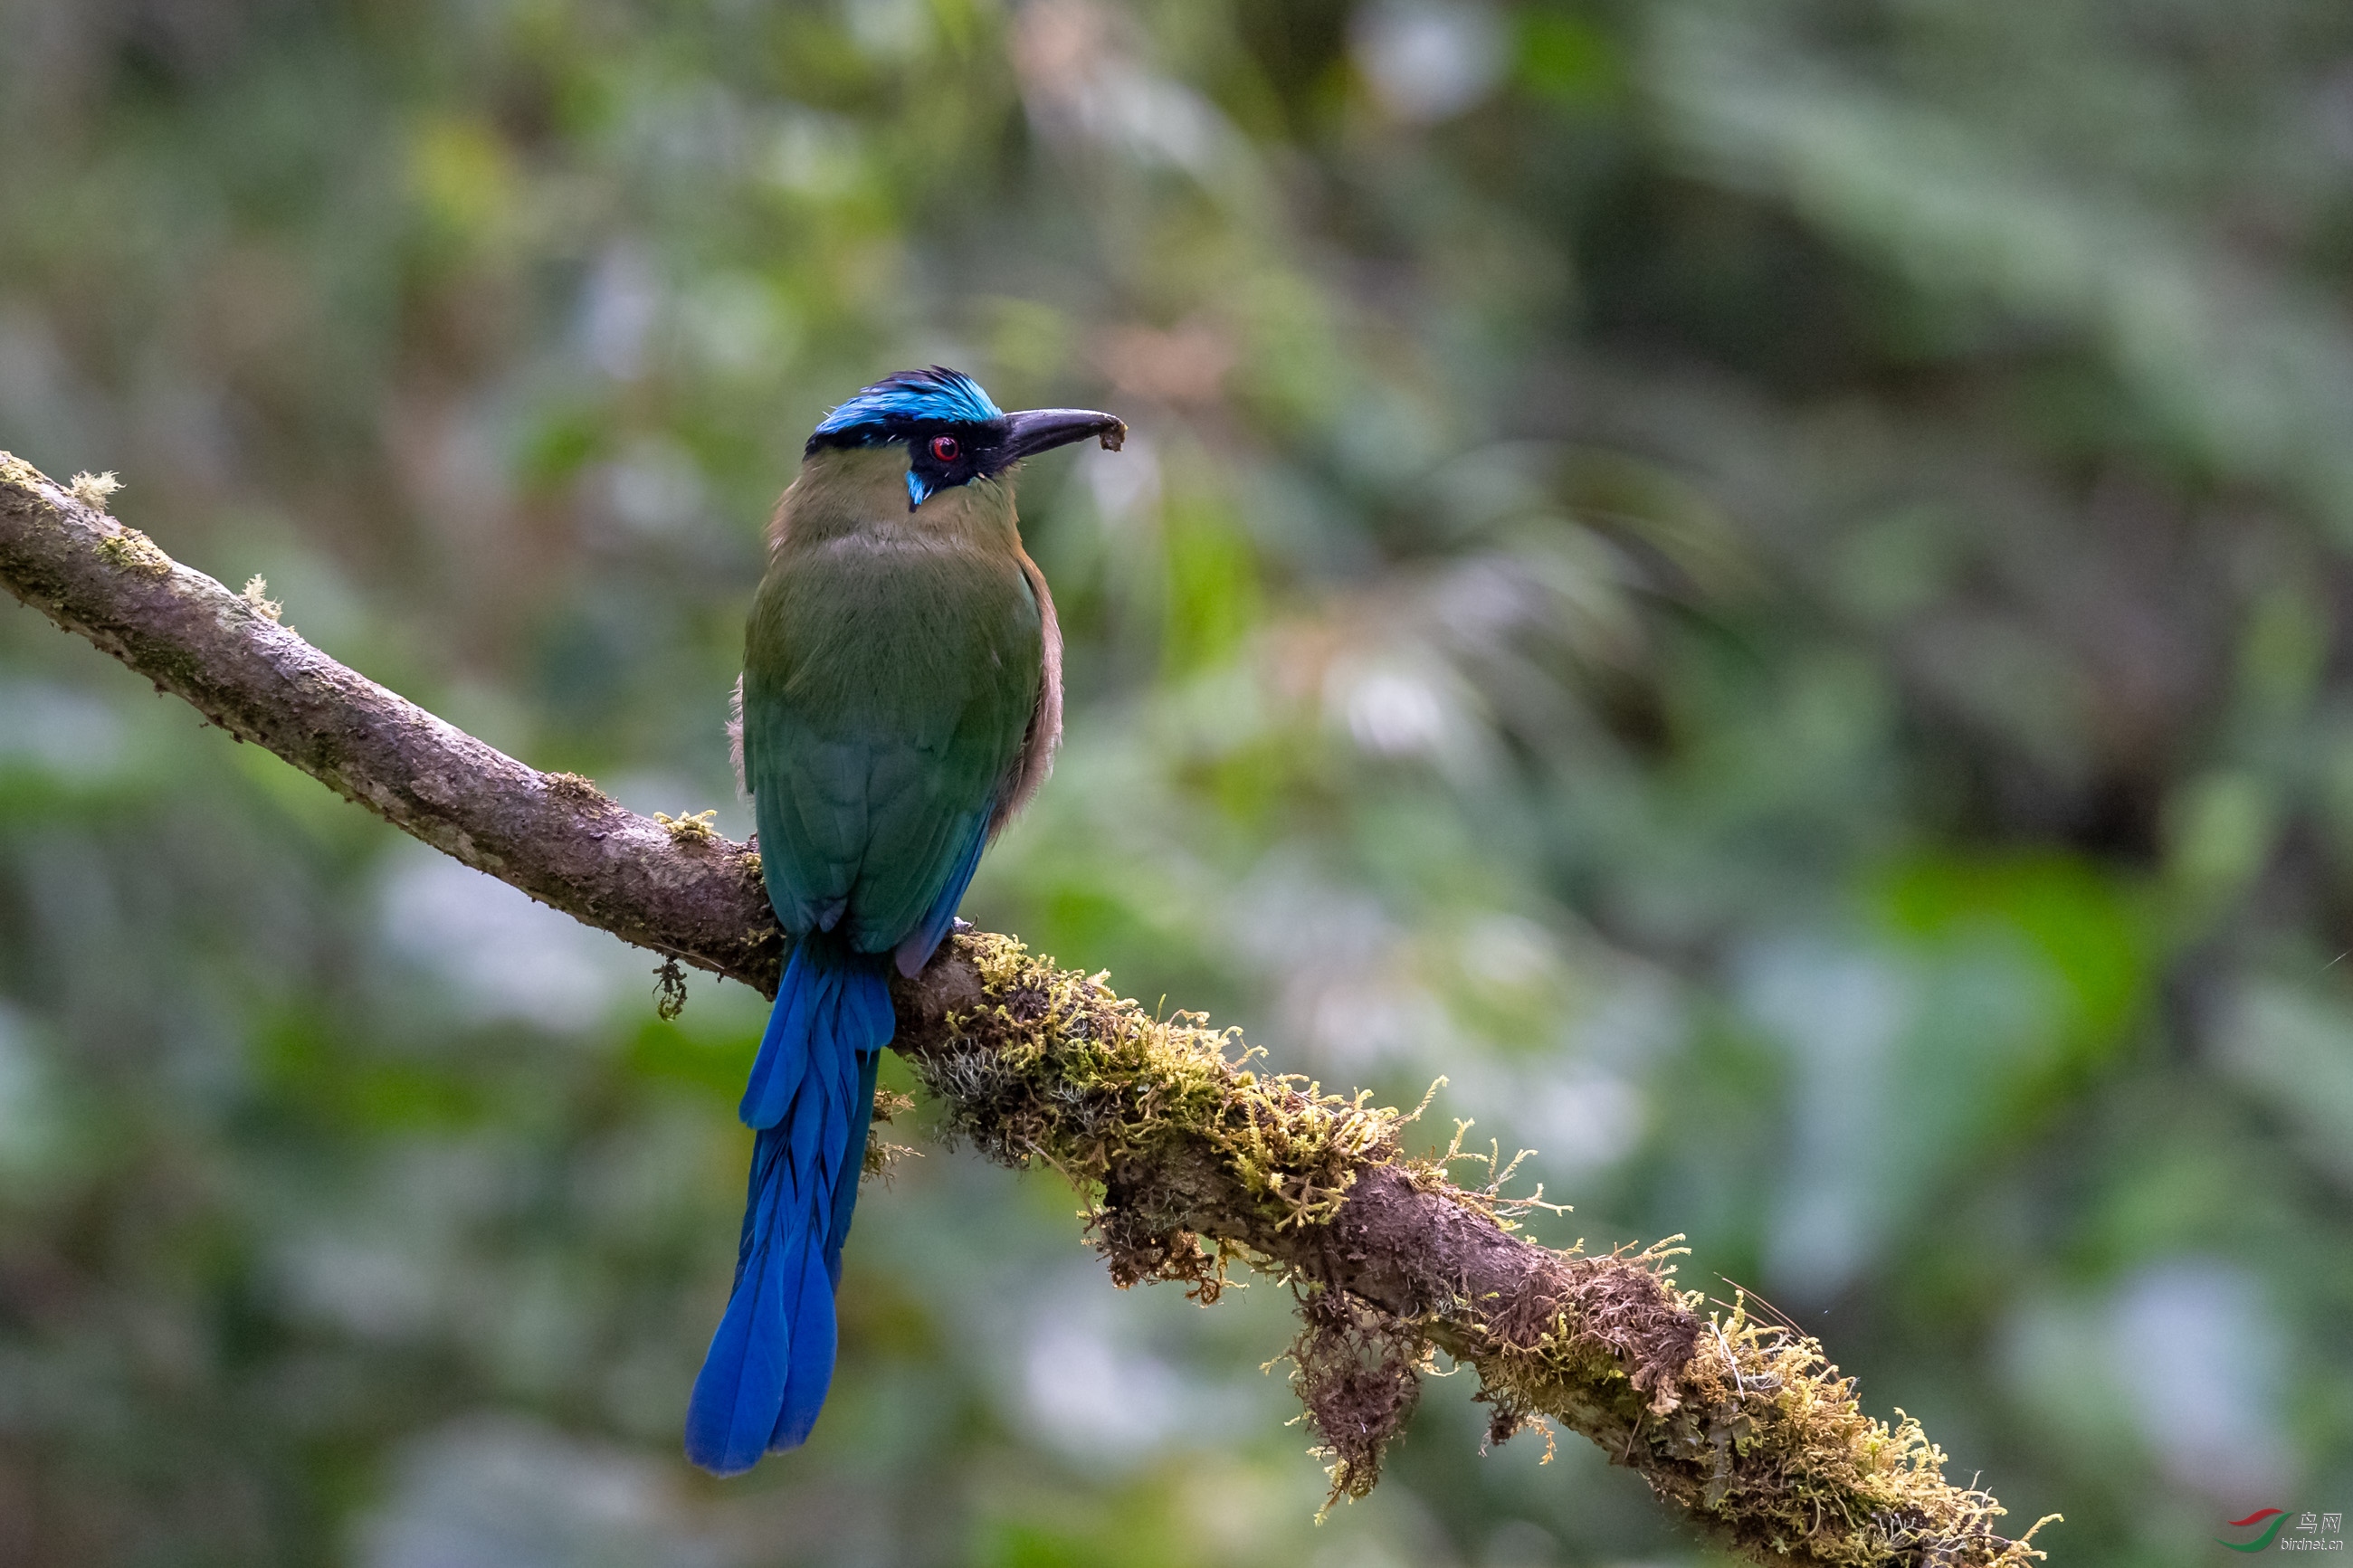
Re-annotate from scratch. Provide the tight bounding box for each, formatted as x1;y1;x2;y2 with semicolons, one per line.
891;934;2055;1567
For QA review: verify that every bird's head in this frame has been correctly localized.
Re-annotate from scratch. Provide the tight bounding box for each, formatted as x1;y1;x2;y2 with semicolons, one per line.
805;366;1127;510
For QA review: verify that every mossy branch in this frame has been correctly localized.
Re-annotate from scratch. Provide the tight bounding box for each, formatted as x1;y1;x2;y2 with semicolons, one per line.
893;936;2052;1565
0;453;2052;1567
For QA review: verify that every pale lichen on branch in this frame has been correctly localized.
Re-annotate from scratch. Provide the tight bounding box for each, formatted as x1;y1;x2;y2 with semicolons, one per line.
0;451;2053;1567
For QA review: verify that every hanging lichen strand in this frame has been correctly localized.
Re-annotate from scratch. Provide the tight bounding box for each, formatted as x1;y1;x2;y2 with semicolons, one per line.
890;932;2055;1568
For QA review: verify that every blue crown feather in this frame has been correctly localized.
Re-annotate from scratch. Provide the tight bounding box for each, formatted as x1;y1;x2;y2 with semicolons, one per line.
810;366;1003;444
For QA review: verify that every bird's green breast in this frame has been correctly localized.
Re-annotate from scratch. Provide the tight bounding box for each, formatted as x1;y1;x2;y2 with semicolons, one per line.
742;447;1044;949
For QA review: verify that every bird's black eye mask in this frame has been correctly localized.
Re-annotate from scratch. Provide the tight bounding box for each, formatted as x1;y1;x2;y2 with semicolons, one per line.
803;416;1009;508
901;419;1012;508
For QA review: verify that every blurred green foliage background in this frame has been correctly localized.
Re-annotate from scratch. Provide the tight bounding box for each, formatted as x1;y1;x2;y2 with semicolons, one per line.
4;0;2352;1563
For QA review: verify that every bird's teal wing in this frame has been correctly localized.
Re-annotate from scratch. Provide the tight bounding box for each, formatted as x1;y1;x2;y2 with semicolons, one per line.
741;537;1043;954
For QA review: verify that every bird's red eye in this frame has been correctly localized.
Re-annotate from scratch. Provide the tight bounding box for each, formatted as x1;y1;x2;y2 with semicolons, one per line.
930;435;959;461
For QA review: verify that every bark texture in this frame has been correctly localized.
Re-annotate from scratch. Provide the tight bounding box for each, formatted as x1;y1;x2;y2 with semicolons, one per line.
0;453;2052;1567
0;452;781;985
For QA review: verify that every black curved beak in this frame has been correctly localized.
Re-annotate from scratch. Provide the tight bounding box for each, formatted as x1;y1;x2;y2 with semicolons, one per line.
1002;407;1127;461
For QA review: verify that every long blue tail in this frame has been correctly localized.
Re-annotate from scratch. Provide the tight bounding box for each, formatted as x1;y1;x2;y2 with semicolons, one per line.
685;935;893;1474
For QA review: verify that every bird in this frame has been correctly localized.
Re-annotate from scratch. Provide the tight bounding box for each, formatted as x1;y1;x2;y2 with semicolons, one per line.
687;366;1125;1475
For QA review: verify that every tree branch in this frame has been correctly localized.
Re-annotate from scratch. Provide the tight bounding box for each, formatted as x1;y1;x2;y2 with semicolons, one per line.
0;452;2052;1568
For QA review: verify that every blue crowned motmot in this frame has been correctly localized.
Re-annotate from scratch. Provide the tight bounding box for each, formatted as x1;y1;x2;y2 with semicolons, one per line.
687;368;1125;1475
